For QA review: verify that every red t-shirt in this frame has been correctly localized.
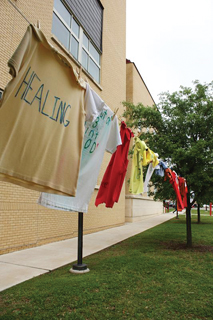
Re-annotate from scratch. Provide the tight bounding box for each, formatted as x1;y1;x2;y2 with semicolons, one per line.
95;121;134;208
178;177;188;208
164;169;185;211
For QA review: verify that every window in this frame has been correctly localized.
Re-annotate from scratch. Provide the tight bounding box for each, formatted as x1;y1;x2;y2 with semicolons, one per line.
82;33;100;83
52;0;101;83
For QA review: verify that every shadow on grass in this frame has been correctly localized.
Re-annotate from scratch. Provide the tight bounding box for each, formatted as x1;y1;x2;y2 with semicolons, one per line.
160;241;213;252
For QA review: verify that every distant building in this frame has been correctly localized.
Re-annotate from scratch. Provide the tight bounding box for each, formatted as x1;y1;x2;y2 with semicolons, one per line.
125;59;163;222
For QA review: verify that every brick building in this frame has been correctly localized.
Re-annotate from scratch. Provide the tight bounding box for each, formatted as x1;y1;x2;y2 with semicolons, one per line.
0;0;162;255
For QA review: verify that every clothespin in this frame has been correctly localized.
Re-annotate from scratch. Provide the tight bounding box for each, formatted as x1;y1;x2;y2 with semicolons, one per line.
75;66;87;89
37;20;40;29
112;107;119;121
77;66;82;80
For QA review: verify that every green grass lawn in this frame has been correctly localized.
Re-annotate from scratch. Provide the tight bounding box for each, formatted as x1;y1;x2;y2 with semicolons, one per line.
0;214;213;320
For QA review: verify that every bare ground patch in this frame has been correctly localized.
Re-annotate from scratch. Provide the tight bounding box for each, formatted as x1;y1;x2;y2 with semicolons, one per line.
161;241;213;252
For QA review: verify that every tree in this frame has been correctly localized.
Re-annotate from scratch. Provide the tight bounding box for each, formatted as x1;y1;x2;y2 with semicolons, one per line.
123;81;213;247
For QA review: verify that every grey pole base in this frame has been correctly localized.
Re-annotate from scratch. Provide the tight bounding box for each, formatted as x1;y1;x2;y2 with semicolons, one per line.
70;264;90;274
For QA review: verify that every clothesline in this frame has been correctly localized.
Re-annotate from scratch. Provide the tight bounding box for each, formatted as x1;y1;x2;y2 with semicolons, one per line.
128;138;188;212
1;18;186;213
7;0;31;25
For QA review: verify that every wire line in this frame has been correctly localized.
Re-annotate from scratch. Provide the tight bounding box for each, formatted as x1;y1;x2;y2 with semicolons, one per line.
7;0;31;25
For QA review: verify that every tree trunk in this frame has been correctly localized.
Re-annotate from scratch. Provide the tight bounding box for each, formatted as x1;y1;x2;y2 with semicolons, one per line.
197;204;200;224
186;191;192;247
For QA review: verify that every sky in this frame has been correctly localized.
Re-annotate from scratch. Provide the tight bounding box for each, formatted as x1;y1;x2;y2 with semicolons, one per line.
126;0;213;104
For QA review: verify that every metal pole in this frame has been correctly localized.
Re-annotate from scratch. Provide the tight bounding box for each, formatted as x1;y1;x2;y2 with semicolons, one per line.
77;212;83;265
71;212;89;273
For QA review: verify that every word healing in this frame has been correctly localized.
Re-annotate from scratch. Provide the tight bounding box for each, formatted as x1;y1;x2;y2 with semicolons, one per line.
15;67;71;127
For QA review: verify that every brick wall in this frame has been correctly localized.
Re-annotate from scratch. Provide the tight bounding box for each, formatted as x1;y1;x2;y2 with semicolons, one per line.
0;0;126;254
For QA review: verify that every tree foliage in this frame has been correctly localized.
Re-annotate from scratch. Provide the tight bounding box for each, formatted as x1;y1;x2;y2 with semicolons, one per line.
123;80;213;208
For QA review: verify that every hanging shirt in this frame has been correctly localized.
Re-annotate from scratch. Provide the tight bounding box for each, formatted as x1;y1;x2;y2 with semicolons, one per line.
143;163;154;193
178;177;188;208
143;153;159;193
154;161;168;177
129;138;147;194
95;121;134;208
0;24;90;196
129;139;159;194
142;148;159;167
164;169;184;211
38;87;122;213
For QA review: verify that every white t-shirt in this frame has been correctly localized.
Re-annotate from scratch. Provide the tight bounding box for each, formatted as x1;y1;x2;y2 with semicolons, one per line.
143;153;159;193
38;87;122;213
143;163;154;193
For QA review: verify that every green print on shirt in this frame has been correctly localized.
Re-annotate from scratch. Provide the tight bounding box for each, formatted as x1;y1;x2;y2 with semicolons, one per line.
84;111;111;154
15;66;71;127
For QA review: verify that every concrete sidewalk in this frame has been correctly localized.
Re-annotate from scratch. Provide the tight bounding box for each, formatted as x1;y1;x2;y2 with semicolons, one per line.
0;212;174;292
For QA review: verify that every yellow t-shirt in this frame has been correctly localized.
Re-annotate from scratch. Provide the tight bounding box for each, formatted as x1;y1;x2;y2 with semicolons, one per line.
129;138;147;194
142;148;159;167
0;25;86;196
129;139;159;194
